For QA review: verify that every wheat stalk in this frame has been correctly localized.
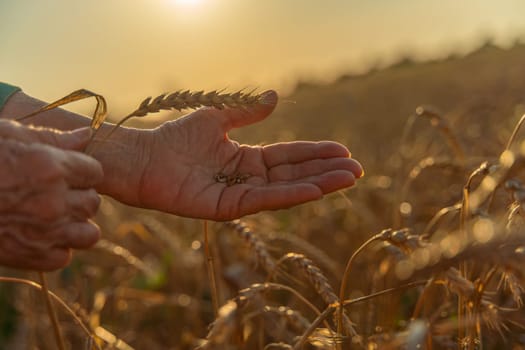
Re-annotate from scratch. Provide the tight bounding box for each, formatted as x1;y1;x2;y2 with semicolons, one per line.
394;228;525;282
337;229;392;346
293;281;427;350
502;271;524;307
264;343;293;349
203;220;220;318
38;272;66;350
0;276;101;349
200;282;327;349
95;239;153;274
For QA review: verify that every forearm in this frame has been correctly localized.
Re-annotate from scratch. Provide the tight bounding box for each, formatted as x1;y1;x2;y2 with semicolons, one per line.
1;90;94;130
0;90;138;150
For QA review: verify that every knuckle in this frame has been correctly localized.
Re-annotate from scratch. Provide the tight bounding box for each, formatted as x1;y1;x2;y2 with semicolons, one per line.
40;196;67;221
29;147;65;181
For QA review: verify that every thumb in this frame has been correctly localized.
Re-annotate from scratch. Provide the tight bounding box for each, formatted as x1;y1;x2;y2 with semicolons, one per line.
52;126;93;151
217;90;278;131
0;119;93;151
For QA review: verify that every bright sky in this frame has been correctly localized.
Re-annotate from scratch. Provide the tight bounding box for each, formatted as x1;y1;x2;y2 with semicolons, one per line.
1;0;524;117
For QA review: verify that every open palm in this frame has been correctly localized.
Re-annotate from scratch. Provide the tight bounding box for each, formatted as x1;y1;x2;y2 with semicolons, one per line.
98;91;363;220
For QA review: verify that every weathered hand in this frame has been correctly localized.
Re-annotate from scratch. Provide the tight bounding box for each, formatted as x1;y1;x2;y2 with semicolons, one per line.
0;120;102;270
95;91;363;220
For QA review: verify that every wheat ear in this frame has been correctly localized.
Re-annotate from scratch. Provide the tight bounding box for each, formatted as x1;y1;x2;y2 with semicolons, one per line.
415;105;465;162
94;89;265;153
200;283;328;349
128;89;263;117
225;220;277;273
263;306;310;333
115;90;262;130
278;253;357;338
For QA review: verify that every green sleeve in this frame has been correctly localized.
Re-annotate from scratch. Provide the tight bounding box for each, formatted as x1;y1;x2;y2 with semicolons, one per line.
0;82;21;112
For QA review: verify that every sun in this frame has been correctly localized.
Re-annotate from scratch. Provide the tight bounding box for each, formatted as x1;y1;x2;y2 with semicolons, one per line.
166;0;209;21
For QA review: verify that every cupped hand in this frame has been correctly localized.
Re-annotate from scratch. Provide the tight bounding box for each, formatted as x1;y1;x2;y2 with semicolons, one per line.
95;91;363;220
0;120;103;270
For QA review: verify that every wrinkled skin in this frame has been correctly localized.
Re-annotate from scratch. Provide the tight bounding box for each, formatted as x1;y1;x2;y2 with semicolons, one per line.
0;120;102;270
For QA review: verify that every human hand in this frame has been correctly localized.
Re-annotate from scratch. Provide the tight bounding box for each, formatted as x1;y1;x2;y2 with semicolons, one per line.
93;91;363;220
0;120;103;270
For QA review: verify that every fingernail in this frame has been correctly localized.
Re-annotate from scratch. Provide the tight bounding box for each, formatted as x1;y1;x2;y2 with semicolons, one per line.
355;162;364;178
260;90;277;105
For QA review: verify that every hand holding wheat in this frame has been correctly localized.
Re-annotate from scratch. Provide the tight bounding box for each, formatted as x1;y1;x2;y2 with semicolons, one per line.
0;120;102;270
89;90;363;220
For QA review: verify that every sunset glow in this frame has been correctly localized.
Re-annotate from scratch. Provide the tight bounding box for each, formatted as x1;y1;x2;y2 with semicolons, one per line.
170;0;202;7
0;1;523;117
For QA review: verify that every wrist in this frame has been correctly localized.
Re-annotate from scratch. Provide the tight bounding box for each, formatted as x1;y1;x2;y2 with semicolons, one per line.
89;124;153;205
0;91;93;131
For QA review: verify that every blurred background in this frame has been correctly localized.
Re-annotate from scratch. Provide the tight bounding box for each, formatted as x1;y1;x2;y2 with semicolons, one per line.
2;1;525;349
1;0;524;118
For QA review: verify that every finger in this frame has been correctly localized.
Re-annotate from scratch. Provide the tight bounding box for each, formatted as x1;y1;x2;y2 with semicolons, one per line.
13;248;72;271
66;189;101;220
0;119;93;151
61;150;104;188
43;127;93;151
215;90;278;132
268;157;363;182
18;141;103;188
12;184;68;222
36;248;73;271
0;119;31;141
58;220;101;249
9;186;99;222
0;119;43;143
262;141;351;168
238;183;323;217
26;126;92;151
0;228;72;270
292;170;357;194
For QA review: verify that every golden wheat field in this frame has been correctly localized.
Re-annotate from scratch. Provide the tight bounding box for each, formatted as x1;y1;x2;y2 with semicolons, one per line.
2;41;525;349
